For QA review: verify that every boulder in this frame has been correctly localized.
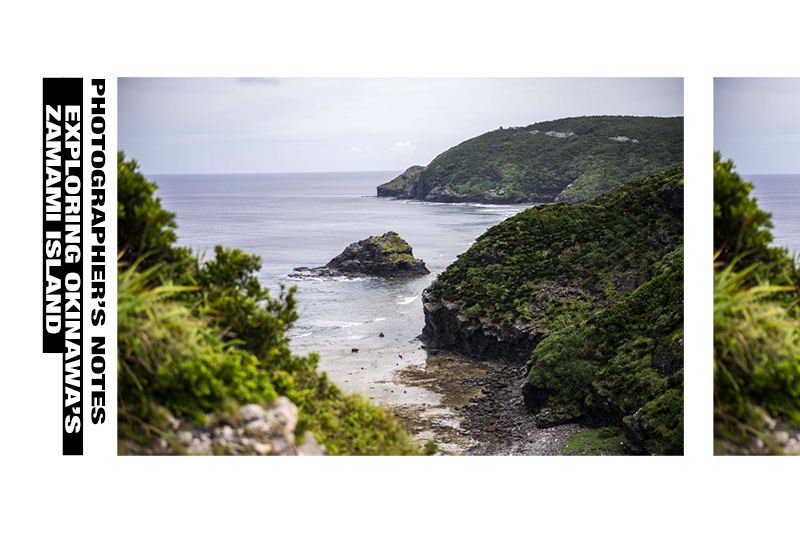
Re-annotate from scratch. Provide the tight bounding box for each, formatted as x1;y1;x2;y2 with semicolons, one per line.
120;396;328;456
292;231;429;278
376;166;427;198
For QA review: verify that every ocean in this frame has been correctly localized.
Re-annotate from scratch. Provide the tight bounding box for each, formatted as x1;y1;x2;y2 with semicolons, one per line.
149;171;528;404
746;174;800;256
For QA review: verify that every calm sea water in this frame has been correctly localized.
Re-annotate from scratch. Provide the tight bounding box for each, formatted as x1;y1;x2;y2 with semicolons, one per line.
746;174;800;256
149;171;528;398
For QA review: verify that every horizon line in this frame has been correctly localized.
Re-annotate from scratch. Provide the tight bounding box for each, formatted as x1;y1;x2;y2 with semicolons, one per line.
146;169;405;177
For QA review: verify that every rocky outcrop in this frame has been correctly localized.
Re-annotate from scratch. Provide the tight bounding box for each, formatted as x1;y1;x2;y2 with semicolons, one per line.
659;182;684;220
121;397;328;456
520;381;584;428
421;278;602;365
425;186;520;204
376;166;428;198
421;290;547;365
377;166;528;204
292;231;429;278
622;410;654;455
552;189;582;204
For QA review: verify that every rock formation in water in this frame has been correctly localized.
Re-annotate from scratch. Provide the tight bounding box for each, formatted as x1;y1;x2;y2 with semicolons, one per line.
291;231;430;278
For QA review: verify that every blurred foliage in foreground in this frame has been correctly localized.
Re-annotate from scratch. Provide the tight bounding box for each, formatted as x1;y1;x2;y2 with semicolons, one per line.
713;152;800;454
117;151;422;455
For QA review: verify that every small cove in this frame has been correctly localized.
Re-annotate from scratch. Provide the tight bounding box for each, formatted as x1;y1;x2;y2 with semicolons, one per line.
150;170;529;453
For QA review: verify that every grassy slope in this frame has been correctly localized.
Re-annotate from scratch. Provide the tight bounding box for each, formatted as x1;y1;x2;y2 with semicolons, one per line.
427;167;684;454
417;116;683;203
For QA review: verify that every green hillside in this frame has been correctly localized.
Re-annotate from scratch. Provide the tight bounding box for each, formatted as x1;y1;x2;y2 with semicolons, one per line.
423;167;684;454
379;116;683;204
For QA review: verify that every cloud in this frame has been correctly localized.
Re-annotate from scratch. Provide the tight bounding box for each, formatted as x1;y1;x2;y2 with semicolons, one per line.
120;78;682;173
390;141;416;154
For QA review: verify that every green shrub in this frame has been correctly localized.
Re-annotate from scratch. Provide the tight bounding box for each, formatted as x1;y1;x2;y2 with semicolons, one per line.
637;388;683;455
118;262;277;426
714;261;800;442
191;245;299;367
713;152;787;277
713;153;800;453
528;325;597;402
117;152;191;273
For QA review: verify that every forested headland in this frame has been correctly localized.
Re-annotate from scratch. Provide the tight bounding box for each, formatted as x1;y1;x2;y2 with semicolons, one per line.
378;116;683;204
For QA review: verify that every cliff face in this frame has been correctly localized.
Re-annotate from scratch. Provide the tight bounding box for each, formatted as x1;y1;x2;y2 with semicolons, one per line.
376;165;428;198
421;290;547;364
292;231;429;278
377;116;683;205
420;168;684;455
378;168;527;204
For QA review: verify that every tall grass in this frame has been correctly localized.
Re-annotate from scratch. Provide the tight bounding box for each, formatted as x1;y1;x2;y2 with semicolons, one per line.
713;258;800;452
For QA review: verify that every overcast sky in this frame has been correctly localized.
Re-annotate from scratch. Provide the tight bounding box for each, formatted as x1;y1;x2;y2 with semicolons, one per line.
119;77;683;175
715;78;800;175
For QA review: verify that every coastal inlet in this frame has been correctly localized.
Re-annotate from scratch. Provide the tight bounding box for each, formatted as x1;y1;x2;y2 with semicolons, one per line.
150;170;529;453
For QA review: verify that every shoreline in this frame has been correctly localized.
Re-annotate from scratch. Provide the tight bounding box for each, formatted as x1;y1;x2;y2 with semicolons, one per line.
301;326;597;455
393;348;590;455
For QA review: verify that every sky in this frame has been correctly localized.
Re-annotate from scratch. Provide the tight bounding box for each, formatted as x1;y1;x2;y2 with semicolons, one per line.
715;78;800;175
119;77;683;175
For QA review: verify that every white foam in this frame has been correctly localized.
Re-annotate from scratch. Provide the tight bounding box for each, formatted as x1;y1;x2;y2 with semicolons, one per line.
317;320;364;329
285;273;367;283
396;295;418;306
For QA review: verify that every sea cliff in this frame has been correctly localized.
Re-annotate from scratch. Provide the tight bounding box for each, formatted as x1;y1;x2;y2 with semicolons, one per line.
420;167;684;454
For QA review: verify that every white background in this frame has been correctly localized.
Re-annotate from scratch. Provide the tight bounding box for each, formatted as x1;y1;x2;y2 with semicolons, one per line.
2;0;781;530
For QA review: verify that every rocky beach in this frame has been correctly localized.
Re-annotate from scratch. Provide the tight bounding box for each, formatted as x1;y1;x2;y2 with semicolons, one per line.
394;349;587;455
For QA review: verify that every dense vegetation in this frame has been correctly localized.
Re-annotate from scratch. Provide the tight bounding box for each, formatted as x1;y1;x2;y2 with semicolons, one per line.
380;116;683;204
427;167;684;454
117;152;423;455
713;152;800;455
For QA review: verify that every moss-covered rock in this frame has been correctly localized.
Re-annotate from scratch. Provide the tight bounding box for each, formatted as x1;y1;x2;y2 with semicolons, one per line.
292;231;430;278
